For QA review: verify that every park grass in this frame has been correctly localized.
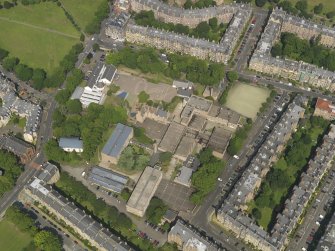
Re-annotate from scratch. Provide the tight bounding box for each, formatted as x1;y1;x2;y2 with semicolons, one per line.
0;2;79;74
225;82;270;119
0;219;33;251
0;2;80;36
59;0;106;30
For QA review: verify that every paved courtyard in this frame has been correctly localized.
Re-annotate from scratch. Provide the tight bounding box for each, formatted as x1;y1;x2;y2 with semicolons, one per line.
155;179;195;213
114;72;177;106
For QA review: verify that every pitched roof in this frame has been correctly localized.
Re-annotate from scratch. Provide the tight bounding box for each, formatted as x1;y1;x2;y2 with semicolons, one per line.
102;123;133;157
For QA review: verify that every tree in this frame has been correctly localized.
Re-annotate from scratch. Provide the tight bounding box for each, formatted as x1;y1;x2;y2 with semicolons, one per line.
66;99;82;114
146;197;168;225
93;43;100;52
14;64;33;81
295;0;308;12
208;17;218;29
34;230;62;251
252;208;262;220
313;3;323;14
0;48;9;61
138;91;150;103
326;11;335;19
226;71;238;83
3;1;13;8
32;68;46;90
3;57;19;71
255;0;267;7
194;22;210;38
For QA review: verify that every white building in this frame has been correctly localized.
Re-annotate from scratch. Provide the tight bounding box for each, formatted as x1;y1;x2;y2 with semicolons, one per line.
75;62;117;108
59;137;83;153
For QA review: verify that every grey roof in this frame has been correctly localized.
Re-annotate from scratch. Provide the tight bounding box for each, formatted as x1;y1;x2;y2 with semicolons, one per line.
88;62;117;88
0;135;34;156
37;162;59;183
70;86;84;100
174;166;193;186
88;166;128;193
59;137;83;150
169;219;222;251
102;123;133;158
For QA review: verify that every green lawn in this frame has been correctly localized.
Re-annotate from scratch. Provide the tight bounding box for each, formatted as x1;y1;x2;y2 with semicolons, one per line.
0;2;80;36
0;219;33;251
0;2;79;74
60;0;106;30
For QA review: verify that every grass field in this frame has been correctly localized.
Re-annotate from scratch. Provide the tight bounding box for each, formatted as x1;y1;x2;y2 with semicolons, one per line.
0;219;33;251
0;2;79;74
60;0;106;30
225;83;270;119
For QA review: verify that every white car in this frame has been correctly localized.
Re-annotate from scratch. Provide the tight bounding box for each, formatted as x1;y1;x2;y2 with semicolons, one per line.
233;155;240;160
218;178;223;182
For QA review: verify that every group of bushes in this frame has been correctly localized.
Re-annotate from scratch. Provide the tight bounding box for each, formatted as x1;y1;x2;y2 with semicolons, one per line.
190;148;225;204
85;0;109;34
107;46;225;86
0;150;22;197
0;43;82;89
6;204;63;251
227;118;253;156
134;11;227;43
272;32;335;72
184;0;216;9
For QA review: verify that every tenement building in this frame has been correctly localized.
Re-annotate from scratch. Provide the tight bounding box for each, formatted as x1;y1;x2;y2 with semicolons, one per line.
20;163;132;251
106;0;252;64
216;96;307;251
249;8;335;91
0;79;41;143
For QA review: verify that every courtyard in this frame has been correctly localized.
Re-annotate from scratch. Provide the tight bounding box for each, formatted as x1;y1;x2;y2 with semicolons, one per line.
225;82;270;119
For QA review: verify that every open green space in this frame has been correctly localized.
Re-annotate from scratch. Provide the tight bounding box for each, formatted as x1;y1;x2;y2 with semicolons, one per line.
249;116;329;230
0;2;80;35
225;83;270;119
0;219;33;251
60;0;106;30
0;2;79;74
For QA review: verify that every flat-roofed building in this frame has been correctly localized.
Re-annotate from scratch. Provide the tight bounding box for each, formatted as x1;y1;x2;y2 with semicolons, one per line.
100;123;133;166
0;135;35;164
208;127;232;159
59;137;83;153
126;166;162;217
314;98;335;121
87;165;128;193
158;122;185;153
